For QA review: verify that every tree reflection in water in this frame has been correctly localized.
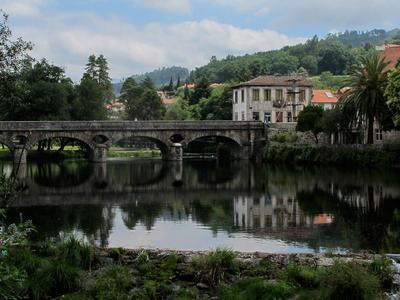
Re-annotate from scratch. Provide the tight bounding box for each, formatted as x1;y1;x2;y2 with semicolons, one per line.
5;160;400;253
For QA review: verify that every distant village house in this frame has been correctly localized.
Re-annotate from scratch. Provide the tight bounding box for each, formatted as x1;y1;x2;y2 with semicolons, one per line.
232;75;313;123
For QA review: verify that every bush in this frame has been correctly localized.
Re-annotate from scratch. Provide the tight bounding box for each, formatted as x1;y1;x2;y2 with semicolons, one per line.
368;256;395;290
264;144;400;166
270;132;298;144
0;262;26;300
86;265;132;300
219;277;294;300
58;236;95;270
320;261;381;300
190;248;239;287
281;264;320;288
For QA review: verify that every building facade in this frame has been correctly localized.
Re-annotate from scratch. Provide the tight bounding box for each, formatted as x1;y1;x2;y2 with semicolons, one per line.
232;75;313;123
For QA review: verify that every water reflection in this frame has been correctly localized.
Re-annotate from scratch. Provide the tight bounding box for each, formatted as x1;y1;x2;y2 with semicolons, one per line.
4;159;400;253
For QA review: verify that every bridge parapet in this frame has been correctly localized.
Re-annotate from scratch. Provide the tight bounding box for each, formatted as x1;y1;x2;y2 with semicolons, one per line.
0;121;266;162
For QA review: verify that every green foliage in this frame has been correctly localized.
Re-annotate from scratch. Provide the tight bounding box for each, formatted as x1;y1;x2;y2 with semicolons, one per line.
121;76;165;120
190;248;239;287
86;265;131;300
281;264;320;288
190;35;363;83
196;84;232;120
134;66;189;88
368;256;395;290
0;173;15;207
164;97;192;120
82;54;113;102
386;67;400;126
320;261;380;299
264;144;400;166
219;277;294;300
57;236;95;270
296;105;324;143
330;28;400;47
73;77;108;120
0;262;26;300
341;53;392;144
270;132;298;143
310;72;349;90
190;76;211;105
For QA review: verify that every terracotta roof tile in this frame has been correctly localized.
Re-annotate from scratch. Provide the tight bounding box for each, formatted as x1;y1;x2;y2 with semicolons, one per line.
234;75;313;88
312;90;339;104
380;45;400;72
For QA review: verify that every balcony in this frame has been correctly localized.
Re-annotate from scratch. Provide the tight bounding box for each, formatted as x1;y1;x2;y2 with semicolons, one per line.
273;100;286;108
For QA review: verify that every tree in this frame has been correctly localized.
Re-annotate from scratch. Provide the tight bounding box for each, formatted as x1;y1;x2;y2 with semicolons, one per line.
197;85;232;120
190;76;211;105
318;41;355;75
96;55;113;102
164;98;191;120
167;76;174;91
176;76;181;90
341;53;390;144
73;77;107;120
82;54;113;103
122;76;165;120
301;55;318;75
385;67;400;126
0;11;32;120
296;105;324;143
83;54;98;81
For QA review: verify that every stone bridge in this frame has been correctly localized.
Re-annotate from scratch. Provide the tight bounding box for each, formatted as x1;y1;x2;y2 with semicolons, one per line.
0;121;266;163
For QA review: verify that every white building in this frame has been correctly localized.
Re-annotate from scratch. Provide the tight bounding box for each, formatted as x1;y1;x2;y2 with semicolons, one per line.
232;75;313;123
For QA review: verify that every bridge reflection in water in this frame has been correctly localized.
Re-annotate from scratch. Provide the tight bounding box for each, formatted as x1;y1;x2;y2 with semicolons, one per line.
4;160;400;253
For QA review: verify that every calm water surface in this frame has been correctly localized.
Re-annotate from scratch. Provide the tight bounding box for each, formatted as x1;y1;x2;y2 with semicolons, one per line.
3;159;400;253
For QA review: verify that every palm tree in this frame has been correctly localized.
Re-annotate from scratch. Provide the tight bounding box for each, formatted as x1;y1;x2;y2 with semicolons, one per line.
340;53;389;144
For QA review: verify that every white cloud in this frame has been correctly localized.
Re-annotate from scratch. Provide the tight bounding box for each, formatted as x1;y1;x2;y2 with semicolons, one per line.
200;0;400;29
0;0;48;17
134;0;191;14
13;14;304;81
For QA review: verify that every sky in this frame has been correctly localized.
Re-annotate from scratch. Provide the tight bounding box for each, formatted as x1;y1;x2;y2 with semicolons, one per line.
1;0;400;81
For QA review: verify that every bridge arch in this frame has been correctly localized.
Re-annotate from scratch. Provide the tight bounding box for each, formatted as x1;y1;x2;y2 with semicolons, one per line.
27;133;96;151
111;135;170;160
186;134;242;159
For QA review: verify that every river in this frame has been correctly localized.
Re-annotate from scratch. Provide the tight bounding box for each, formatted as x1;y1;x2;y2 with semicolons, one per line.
3;158;400;253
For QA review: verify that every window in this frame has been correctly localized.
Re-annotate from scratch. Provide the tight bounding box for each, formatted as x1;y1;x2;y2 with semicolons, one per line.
234;91;238;103
265;215;272;227
276;111;283;123
241;90;245;103
264;112;271;123
376;129;383;141
264;89;271;101
299;90;306;102
234;112;238;121
276;89;283;101
252;112;260;121
287;111;292;122
252;89;260;101
287;89;295;102
241;111;245;121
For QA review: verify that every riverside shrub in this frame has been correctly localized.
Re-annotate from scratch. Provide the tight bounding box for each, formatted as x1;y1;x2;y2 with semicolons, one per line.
264;144;400;166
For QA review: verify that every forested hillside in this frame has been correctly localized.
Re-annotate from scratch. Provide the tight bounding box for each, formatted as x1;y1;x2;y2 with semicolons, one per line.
113;66;189;95
330;29;400;47
189;30;400;84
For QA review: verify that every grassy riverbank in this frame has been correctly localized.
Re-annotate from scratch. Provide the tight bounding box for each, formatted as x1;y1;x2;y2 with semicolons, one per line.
264;144;400;167
1;240;397;300
108;148;161;158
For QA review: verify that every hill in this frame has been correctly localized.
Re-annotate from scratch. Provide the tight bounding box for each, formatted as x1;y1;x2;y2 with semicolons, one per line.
113;66;189;95
330;29;400;47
